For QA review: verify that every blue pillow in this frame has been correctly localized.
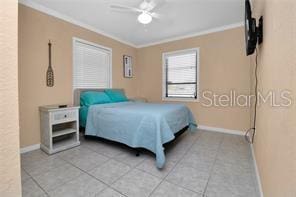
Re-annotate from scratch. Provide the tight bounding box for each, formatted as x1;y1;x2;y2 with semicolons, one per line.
80;91;111;107
104;89;128;102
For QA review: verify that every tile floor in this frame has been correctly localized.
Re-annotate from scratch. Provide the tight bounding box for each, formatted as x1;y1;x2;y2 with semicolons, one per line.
21;130;260;197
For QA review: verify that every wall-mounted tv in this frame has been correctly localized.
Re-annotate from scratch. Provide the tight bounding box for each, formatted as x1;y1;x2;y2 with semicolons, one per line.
245;0;263;56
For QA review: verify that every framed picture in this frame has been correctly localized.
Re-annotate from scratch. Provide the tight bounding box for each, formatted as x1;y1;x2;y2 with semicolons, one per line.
123;55;133;78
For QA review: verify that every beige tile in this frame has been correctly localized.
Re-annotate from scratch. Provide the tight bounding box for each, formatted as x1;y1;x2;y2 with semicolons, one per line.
22;156;67;177
179;150;216;170
83;140;124;158
48;173;107;197
114;150;147;167
96;187;125;197
182;130;201;141
59;146;109;171
165;148;186;164
217;149;251;163
219;136;251;156
21;150;48;165
22;178;47;197
151;181;202;197
204;134;259;197
21;150;66;177
57;145;91;157
164;131;199;158
222;134;247;146
112;169;161;197
165;137;191;154
90;159;131;184
215;157;253;176
191;133;222;152
137;157;176;178
196;131;223;145
34;163;82;192
20;131;260;197
165;163;210;194
173;131;199;148
216;145;253;171
205;167;259;197
21;168;31;182
199;131;224;140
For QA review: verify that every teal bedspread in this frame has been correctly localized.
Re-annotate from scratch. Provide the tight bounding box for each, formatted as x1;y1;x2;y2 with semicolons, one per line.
79;106;88;128
85;101;197;168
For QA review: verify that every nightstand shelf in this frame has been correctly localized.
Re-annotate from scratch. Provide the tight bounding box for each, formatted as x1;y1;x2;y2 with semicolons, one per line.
52;134;79;151
52;128;77;138
39;105;80;154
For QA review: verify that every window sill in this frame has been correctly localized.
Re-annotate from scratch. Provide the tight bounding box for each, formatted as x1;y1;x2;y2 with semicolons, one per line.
162;97;199;103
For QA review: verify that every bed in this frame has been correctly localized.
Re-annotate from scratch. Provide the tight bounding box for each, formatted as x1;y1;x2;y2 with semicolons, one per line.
74;88;197;168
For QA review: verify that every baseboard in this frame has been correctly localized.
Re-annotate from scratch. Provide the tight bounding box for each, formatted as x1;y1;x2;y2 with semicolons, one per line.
20;144;40;154
250;144;264;197
198;125;244;136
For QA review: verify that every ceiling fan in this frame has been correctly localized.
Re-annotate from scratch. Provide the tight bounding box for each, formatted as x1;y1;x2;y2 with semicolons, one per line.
110;0;163;25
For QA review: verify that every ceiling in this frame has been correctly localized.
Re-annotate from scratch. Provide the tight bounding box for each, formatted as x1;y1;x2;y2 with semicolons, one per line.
20;0;244;47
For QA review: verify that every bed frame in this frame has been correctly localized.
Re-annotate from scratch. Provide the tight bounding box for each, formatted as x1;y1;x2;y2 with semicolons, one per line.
74;88;189;156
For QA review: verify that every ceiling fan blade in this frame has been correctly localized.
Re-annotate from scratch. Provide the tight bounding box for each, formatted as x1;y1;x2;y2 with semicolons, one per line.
150;12;161;19
110;4;142;13
140;0;157;12
151;0;168;12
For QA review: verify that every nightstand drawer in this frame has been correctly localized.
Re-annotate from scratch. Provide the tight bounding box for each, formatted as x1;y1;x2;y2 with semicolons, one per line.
51;110;77;123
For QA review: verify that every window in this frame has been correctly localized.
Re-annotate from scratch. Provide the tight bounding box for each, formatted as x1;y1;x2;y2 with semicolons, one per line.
163;48;199;101
73;38;112;90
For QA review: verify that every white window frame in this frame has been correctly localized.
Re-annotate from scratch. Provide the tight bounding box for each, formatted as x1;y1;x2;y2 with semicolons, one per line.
72;37;112;92
162;48;200;102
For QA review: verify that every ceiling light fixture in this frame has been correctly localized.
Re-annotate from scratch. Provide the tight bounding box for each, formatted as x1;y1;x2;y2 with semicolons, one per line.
137;12;152;24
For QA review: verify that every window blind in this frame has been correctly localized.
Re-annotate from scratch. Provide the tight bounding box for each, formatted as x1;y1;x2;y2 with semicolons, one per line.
164;49;199;98
73;40;111;90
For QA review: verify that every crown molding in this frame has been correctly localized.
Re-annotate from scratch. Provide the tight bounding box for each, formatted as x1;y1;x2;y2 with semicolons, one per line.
137;22;244;48
18;0;138;48
19;0;243;49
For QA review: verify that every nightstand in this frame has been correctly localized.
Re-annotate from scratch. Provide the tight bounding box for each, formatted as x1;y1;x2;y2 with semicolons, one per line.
39;105;80;154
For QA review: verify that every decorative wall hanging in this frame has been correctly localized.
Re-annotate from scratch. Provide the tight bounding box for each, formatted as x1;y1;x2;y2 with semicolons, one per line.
46;40;54;87
123;55;133;78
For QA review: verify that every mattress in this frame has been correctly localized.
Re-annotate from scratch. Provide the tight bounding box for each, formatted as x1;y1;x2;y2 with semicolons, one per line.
85;101;197;168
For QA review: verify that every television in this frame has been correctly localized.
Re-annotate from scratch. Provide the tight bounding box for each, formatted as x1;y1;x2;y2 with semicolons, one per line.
245;0;263;56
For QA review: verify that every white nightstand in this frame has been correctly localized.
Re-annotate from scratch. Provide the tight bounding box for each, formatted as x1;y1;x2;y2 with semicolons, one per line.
39;105;80;154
